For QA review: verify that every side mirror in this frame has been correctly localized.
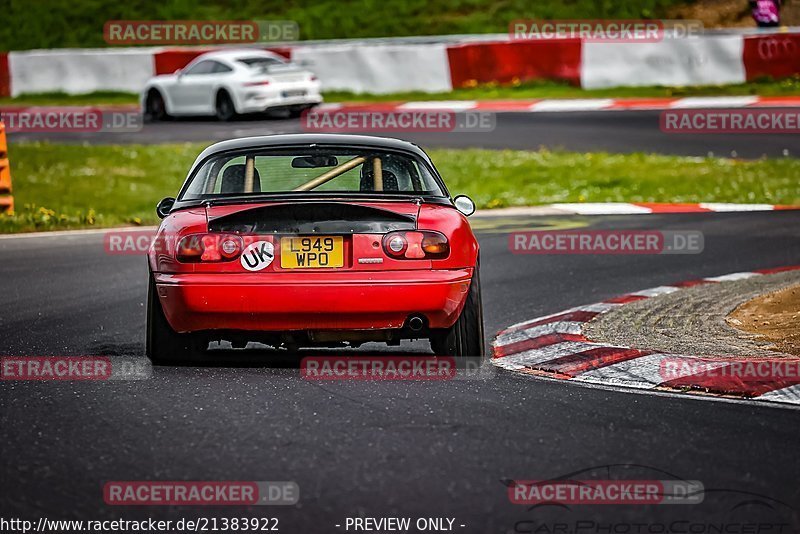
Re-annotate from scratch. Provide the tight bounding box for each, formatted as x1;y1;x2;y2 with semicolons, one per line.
453;195;476;217
156;197;175;219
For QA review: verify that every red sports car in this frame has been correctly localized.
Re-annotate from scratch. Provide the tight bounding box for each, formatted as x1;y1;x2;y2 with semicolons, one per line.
146;134;483;362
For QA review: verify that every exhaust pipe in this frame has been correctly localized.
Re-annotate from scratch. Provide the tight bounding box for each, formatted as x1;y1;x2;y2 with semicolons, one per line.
407;315;425;332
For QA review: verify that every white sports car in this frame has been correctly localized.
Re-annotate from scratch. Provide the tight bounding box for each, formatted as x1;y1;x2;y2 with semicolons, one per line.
141;49;323;121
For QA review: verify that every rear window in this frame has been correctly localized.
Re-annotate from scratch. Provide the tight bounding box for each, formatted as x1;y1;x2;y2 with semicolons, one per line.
180;148;445;200
236;57;286;69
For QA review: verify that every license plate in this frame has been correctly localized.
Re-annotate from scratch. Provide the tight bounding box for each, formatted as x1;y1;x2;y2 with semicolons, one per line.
280;236;343;269
282;90;306;98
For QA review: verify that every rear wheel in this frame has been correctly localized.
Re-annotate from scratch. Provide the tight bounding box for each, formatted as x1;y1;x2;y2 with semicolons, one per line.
144;89;168;122
146;275;205;364
288;104;314;118
430;264;485;358
215;91;236;121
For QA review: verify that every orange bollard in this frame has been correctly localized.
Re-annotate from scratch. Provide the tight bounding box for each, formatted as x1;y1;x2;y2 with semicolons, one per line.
0;119;12;213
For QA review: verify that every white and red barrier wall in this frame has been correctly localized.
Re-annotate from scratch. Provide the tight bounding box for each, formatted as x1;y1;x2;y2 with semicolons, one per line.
1;31;798;97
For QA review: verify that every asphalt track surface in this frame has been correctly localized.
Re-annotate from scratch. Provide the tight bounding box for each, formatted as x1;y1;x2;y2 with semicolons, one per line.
10;110;798;158
1;211;800;531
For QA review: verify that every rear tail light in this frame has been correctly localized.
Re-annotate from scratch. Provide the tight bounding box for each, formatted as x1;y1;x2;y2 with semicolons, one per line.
310;75;318;82
386;234;408;255
244;80;271;87
421;232;450;256
383;231;449;260
177;234;244;263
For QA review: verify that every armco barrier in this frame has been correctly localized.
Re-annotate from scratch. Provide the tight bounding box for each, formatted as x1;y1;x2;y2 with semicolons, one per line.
292;44;452;93
447;40;582;88
3;29;800;96
581;35;746;89
153;46;293;75
743;34;800;81
0;53;9;97
0;120;12;213
8;48;156;96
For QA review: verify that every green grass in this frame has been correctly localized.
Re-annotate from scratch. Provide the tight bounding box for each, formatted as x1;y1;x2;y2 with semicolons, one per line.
439;149;800;209
2;0;692;51
2;142;799;233
4;77;800;108
1;142;200;232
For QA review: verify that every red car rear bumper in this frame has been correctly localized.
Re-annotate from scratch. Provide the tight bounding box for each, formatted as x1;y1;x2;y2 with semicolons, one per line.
154;269;473;333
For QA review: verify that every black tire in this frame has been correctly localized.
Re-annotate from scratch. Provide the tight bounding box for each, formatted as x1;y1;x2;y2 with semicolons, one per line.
288;104;313;118
430;263;485;357
143;89;168;122
215;91;236;121
146;275;205;364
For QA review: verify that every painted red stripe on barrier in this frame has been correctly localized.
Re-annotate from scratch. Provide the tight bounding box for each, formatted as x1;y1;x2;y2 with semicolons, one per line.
743;34;800;82
632;203;712;213
155;48;219;75
335;102;406;112
547;347;654;376
493;333;585;358
750;96;800;107
661;361;800;397
446;40;581;89
154;47;293;75
472;100;539;111
754;265;800;275
609;98;679;110
604;294;649;304
501;310;600;335
0;53;9;98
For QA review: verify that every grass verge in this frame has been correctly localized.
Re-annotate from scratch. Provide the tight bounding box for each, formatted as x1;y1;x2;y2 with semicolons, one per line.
3;78;800;107
1;142;798;233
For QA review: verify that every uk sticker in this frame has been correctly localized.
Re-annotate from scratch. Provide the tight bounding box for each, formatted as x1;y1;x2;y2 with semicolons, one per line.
241;241;275;272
